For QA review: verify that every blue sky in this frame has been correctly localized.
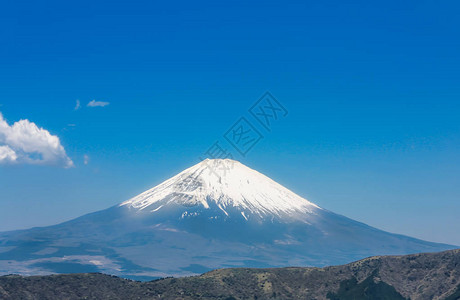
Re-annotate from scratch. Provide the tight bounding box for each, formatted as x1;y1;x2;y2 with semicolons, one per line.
0;0;459;245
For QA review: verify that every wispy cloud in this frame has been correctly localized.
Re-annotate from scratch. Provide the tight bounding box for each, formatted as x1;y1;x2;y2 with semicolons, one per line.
87;100;109;107
74;100;81;110
84;154;90;165
0;112;74;168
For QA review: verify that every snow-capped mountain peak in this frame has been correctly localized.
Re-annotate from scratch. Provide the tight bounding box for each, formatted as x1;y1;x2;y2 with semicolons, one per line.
121;159;320;219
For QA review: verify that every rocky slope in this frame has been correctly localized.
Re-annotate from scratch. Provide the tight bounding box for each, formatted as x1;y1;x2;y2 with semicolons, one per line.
1;249;459;300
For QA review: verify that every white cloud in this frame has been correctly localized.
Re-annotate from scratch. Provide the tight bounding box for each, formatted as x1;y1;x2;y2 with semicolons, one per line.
83;154;90;165
87;100;109;107
0;145;17;163
0;112;74;168
74;100;81;110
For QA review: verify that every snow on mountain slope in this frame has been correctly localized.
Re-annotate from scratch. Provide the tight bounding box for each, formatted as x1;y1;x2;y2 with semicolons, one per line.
121;159;320;220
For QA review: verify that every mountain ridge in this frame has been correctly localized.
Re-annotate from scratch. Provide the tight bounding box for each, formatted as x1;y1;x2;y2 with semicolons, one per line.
1;248;459;300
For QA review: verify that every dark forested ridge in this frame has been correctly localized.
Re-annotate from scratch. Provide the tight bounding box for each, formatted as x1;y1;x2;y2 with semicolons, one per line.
0;249;459;300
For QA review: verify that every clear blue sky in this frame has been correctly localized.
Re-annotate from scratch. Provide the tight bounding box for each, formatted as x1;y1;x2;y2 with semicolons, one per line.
0;0;459;245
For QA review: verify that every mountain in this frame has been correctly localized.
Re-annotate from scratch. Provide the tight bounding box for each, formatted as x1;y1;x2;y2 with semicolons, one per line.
0;159;456;279
1;249;459;299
